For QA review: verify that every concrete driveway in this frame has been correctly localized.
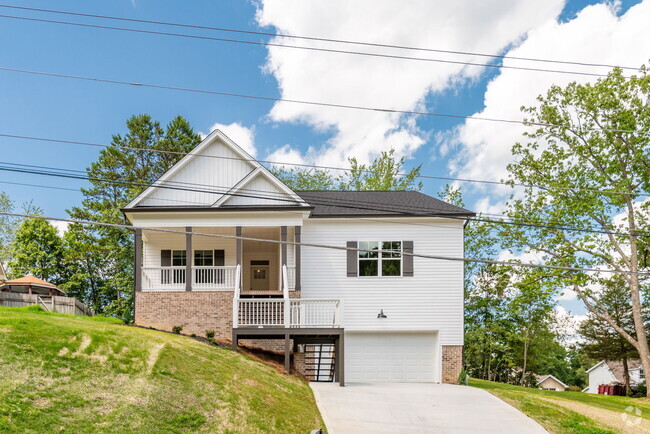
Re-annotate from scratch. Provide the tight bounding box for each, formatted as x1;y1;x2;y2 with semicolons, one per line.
310;383;547;433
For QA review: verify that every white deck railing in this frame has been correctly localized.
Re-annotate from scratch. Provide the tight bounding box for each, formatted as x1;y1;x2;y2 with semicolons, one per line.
286;266;296;290
234;265;339;328
142;266;237;290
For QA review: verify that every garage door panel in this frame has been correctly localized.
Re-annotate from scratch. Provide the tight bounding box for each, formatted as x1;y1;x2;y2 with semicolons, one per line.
346;332;437;382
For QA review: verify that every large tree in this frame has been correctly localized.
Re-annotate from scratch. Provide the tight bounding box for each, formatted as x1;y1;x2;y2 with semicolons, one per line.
9;217;63;283
68;114;201;320
502;67;650;395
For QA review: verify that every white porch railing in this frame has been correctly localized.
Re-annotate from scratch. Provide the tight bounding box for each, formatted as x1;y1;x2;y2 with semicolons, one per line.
286;265;296;290
192;266;237;290
142;266;186;290
142;266;237;290
233;264;340;328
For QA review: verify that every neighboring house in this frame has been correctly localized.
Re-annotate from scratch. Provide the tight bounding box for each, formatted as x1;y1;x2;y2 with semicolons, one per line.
535;374;567;391
584;360;645;393
0;275;66;296
122;130;474;386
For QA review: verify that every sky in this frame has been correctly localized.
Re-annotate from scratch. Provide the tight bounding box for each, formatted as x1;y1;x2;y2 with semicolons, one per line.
1;0;648;318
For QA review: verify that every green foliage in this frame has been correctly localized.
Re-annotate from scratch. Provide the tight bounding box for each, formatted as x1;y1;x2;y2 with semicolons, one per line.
271;167;336;190
339;149;423;191
205;330;215;339
172;325;183;334
270;148;423;191
458;369;469;385
8;217;63;283
66;114;201;321
502;66;650;394
0;193;43;269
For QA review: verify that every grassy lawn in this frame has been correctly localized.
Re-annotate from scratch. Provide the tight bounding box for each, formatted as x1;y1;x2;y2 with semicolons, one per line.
470;378;649;433
0;306;324;433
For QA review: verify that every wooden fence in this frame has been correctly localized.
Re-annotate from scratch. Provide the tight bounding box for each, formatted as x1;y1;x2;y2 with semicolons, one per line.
0;292;93;316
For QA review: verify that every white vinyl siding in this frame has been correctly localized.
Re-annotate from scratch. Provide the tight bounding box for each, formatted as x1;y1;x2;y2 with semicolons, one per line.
301;218;464;345
141;139;255;206
221;172;298;207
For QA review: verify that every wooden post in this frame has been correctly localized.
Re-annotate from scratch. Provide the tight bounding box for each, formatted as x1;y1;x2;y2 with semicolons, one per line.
294;226;301;291
28;284;32;295
134;228;142;292
281;226;287;268
186;226;192;291
232;330;238;351
338;333;345;387
285;334;291;374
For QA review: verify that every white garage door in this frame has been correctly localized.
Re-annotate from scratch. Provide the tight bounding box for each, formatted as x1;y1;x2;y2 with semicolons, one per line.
346;332;438;382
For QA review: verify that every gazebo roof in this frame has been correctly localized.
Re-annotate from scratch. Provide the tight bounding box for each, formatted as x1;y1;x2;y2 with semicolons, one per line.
2;275;65;293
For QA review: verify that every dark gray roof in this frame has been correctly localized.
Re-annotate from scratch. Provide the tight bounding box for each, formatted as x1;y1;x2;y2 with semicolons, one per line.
295;190;475;218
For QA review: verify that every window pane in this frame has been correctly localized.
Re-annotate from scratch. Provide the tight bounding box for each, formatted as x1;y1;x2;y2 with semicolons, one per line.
194;250;213;266
382;260;401;276
172;250;186;266
359;260;378;276
382;241;402;258
358;241;379;259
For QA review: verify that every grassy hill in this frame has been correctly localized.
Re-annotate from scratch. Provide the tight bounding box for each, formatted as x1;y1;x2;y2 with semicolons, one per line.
471;378;650;433
0;306;324;433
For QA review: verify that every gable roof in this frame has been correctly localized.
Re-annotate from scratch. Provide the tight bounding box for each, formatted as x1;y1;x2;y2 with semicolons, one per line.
535;374;568;388
294;191;475;218
586;359;643;384
2;275;64;292
125;130;306;209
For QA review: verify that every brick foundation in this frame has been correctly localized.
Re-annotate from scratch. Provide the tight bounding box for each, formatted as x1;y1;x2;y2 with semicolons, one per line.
292;351;307;376
135;291;234;339
441;345;463;384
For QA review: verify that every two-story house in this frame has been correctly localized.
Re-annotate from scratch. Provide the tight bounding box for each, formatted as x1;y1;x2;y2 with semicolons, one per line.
123;130;474;386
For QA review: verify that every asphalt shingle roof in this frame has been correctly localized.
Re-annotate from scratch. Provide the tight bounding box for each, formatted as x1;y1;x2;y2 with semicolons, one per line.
295;190;475;217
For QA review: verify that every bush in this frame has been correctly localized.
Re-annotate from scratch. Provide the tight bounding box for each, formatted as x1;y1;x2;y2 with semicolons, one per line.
458;369;469;386
172;325;183;334
205;330;215;339
190;333;196;338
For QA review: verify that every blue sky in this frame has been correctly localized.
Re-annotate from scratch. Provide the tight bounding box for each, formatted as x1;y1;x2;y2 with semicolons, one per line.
1;0;647;316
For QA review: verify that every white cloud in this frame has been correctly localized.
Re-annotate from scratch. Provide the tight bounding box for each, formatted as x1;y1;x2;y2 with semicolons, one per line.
49;220;69;236
266;144;306;167
206;122;257;157
556;286;578;301
450;1;650;186
256;0;566;167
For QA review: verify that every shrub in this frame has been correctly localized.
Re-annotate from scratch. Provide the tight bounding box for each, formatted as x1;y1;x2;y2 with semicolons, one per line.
190;333;196;338
172;325;183;334
458;369;469;386
205;330;215;339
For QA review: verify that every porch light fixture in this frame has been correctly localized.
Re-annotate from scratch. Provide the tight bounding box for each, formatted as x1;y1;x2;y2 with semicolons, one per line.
377;309;387;319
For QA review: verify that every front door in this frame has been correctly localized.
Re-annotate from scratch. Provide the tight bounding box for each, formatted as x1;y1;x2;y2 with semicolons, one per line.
250;260;270;290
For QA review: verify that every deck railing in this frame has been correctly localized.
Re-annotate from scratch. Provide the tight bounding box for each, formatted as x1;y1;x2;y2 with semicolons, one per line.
234;265;340;328
142;266;237;290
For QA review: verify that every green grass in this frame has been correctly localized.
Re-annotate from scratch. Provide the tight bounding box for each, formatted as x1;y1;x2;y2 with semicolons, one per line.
470;378;650;433
0;306;324;433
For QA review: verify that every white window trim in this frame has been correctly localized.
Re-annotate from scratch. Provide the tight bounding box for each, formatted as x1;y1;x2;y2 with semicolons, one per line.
357;240;403;278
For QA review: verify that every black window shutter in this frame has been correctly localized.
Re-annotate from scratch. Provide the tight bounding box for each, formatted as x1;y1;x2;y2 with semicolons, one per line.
347;241;358;277
214;249;225;266
403;241;414;277
161;250;171;267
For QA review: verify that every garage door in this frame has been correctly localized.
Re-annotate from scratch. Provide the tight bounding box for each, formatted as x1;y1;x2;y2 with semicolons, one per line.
346;332;438;382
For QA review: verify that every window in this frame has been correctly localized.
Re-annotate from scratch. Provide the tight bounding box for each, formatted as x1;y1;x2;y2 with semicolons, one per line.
172;250;186;267
358;241;402;277
194;250;214;267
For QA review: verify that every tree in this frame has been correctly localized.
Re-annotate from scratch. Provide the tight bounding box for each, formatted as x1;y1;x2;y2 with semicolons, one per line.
67;114;202;320
9;217;63;283
579;276;647;392
339;149;423;191
0;193;43;269
503;67;650;395
271;149;423;191
271;167;336;190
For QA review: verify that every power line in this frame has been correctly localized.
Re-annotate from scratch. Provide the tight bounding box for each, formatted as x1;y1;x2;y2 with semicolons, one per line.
2;65;646;139
0;13;620;79
1;211;644;276
1;131;648;198
0;159;645;238
0;3;641;72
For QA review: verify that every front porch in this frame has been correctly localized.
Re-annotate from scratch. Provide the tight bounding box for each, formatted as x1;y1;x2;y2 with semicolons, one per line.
135;225;299;294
